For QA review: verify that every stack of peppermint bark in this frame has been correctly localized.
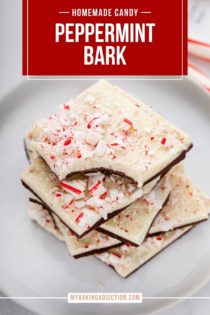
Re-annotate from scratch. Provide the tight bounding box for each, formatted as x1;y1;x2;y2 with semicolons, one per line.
21;81;210;278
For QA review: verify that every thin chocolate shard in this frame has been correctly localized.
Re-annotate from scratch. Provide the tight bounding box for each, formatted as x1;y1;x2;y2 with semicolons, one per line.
25;80;192;187
96;225;194;278
28;200;121;258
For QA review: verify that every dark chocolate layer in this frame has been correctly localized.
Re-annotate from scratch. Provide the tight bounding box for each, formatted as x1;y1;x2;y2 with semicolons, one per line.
73;243;121;259
148;218;207;236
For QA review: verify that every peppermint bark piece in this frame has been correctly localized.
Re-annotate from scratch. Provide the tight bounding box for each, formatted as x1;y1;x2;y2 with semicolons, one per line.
22;158;157;237
28;200;121;258
97;174;171;246
149;169;210;235
96;226;193;278
26;80;192;187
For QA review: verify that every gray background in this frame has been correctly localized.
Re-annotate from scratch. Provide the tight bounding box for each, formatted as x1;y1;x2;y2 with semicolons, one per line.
0;0;210;314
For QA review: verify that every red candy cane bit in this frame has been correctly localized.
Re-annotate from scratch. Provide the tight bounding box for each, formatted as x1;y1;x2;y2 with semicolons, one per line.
50;155;56;160
99;192;108;200
110;143;126;150
75;212;84;223
62;204;69;209
123;118;132;126
63;137;72;146
156;236;162;241
61;182;82;194
64;104;70;110
89;180;101;194
87;116;100;129
76;153;82;159
160;137;167;145
69;199;74;205
111;252;121;258
55;193;61;197
150;136;155;141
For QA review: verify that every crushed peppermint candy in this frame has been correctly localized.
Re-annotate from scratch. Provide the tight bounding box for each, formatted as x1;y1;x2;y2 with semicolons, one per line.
94;139;107;156
61;179;86;199
120;118;133;132
75;212;84;223
63;137;72;146
87;114;108;129
57;171;141;224
85;131;102;146
63;104;70;110
160;137;167;145
111;251;121;258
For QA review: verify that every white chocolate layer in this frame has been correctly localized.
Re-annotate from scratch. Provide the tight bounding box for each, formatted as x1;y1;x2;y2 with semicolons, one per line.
26;80;192;186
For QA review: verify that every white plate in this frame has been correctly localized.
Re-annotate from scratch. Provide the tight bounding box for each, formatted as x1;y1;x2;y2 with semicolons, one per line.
0;79;210;315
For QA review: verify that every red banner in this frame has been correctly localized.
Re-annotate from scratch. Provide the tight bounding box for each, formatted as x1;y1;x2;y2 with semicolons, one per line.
22;0;187;76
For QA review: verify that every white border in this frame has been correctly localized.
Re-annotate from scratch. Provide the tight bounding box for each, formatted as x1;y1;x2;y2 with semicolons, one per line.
26;0;185;81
